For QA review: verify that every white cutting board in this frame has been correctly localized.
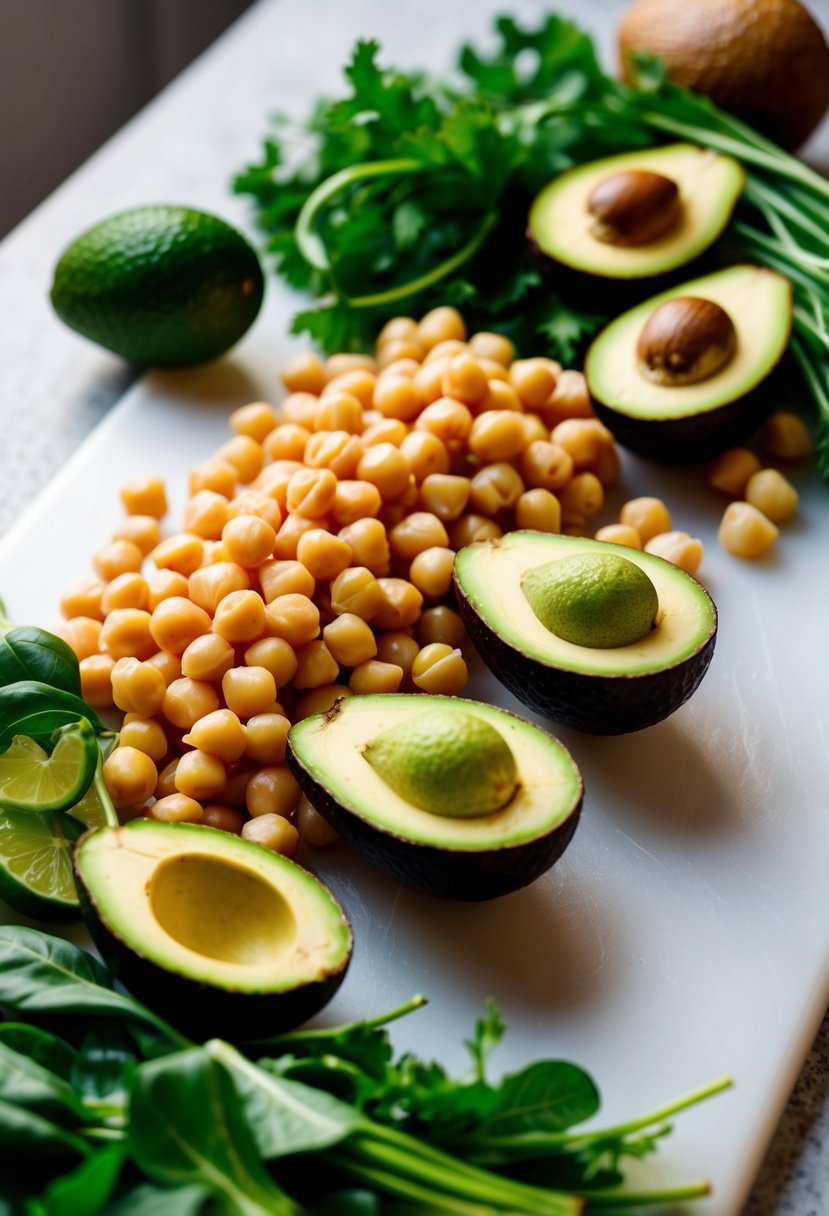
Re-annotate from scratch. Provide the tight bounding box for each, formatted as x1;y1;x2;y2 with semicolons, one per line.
0;289;827;1215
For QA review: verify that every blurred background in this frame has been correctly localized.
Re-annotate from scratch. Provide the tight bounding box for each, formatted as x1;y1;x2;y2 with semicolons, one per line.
0;0;255;239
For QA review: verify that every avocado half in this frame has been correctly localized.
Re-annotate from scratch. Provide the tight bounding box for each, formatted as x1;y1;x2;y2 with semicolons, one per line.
286;694;583;901
454;532;717;735
74;819;352;1037
585;264;792;461
528;144;744;280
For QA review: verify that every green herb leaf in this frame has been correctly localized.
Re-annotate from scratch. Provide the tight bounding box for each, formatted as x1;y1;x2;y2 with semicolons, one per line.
101;1181;210;1216
0;627;81;698
35;1143;126;1216
0;682;105;750
0;1039;88;1125
0;1024;77;1083
0;1097;89;1158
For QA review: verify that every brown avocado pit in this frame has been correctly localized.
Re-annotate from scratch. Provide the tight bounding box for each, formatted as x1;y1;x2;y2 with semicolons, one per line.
636;295;737;387
587;169;682;247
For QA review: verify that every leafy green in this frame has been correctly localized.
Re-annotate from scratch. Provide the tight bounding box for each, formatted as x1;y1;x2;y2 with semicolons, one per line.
0;682;105;750
236;11;829;476
0;605;81;699
32;1144;126;1216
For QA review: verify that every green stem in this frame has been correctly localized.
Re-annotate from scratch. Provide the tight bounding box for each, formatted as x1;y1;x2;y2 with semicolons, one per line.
82;1126;126;1142
324;1153;518;1215
295;158;426;271
93;755;120;828
251;993;428;1050
578;1180;710;1207
743;179;829;254
0;595;10;634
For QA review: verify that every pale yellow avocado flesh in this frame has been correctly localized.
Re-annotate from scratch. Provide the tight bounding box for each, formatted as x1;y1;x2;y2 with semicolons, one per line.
456;533;716;676
290;695;581;851
78;822;350;991
586;265;792;419
529;144;745;277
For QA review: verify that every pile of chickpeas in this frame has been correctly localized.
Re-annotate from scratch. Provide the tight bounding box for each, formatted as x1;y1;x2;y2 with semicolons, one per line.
55;305;627;857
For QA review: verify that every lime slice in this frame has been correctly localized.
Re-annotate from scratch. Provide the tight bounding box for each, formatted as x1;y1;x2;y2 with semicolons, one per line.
0;772;108;921
0;720;99;813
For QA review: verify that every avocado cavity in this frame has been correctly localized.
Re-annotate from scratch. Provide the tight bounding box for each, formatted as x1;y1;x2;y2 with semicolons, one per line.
522;553;659;649
363;709;518;818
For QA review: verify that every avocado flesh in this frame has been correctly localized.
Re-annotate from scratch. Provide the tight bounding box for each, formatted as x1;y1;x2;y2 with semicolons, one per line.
74;819;352;1031
529;144;744;279
287;695;583;899
454;533;717;735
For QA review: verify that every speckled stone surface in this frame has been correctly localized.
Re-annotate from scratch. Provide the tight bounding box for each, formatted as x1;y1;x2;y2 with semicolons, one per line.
0;1;826;1211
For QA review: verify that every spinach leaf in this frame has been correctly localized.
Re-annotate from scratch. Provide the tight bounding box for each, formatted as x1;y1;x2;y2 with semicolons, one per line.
34;1144;126;1216
128;1047;302;1216
71;1027;137;1108
0;1097;89;1157
0;927;182;1046
0;1039;88;1124
0;682;105;749
0;1024;77;1082
102;1181;210;1216
0;628;81;698
483;1061;599;1139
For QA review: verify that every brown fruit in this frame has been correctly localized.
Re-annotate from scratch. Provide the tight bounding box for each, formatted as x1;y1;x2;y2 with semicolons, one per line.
587;169;682;245
618;0;829;149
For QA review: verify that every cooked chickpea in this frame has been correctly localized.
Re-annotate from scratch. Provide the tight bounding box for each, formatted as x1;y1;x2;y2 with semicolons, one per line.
551;419;614;471
372;579;423;630
201;804;246;834
337;518;390;574
218;434;264;485
330;480;383;528
285;467;338;518
745;468;799;522
619;497;672;544
246;766;301;818
264;593;320;647
388;512;449;561
149;597;211;653
119;716;168;763
111;656;167;716
262;424;310;465
183;708;247;763
514;488;561;533
415;398;473;445
223;766;255;807
408;547;456;599
212;589;266;643
296;529;352;580
293;640;340;689
448;513;503;548
79;654;116;707
150;793;204;824
281;351;327;395
103;747;158;810
328;567;381;621
221;515;276;568
415;606;465;648
323;613;377;667
417;306;466;350
60;579;105;621
145;649;182;686
759;411;812;462
377;316;418;346
258;558;315;604
469;463;525;515
174;750;227;801
594;523;642;548
162;678;219;730
55;616;102;661
187;562;250;616
154;758;180;799
325;353;376;378
147;569;190;610
272;513;326;561
441;353;488;407
222;666;277;718
708;448;762;497
398;433;450;485
242;813;299;857
151;534;205;578
230;400;278;442
93;539;144;583
281;392;322;430
718;501;779;558
227;491;283;533
349;659;404;694
180;490;227;540
99;608;155;660
244;713;291;765
242;637;298;689
413;359;449;407
411;643;468;694
541;369;593;426
510;358;559;408
559;472;604;523
468;331;515;366
468;411;527;462
296;797;340;846
481;378;523;414
375;338;424;368
417;473;469;522
120;476;167;518
111;514;162;556
181;633;235;682
356;443;411;501
314;390;365;435
644;530;704;575
304;431;364;480
372;374;421;423
188;457;238;500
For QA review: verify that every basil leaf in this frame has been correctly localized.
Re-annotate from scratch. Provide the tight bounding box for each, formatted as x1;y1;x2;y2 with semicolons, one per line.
0;1097;89;1157
36;1144;126;1216
102;1182;210;1216
0;1024;77;1082
0;1040;88;1124
482;1060;600;1138
129;1047;302;1216
0;628;81;698
0;682;105;750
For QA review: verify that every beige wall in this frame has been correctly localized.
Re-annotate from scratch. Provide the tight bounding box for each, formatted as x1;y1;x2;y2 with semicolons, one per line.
0;0;254;237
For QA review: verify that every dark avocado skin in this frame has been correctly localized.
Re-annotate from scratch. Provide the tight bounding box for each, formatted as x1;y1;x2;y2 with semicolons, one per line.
286;743;582;902
73;829;352;1040
454;572;717;736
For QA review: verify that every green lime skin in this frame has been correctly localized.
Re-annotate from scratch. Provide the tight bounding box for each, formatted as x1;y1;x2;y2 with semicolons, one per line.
363;708;518;818
50;205;265;367
522;553;659;649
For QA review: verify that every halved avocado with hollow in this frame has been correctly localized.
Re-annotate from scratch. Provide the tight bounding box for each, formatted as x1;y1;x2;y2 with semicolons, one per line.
74;819;352;1037
528;144;744;280
454;532;717;735
585;264;792;460
286;694;583;901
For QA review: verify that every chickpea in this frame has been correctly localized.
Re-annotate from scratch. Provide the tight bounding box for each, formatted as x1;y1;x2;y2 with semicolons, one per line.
398;432;451;484
244;636;299;689
147;569;190;610
468;411;527;462
103;747;158;810
745;468;799;522
480;379;523;414
281;392;322;430
174;750;227;801
337;518;390;575
54;616;102;661
110;656;166;716
758;411;812;462
372;579;423;630
718;501;779;558
594;523;642;549
212;589;266;643
154;758;180;800
244;712;291;765
375;338;424;369
330;480;383;528
619;497;672;544
377;316;418;346
222;666;278;719
468;331;515;366
111;514;162;556
304;431;364;480
326;353;376;378
284;467;337;519
119;716;168;763
150;793;204;824
188;457;238;500
441;353;488;406
246;766;301;819
60;579;105;622
79;654;116;707
356;443;411;501
510;358;559;408
272;513;326;561
362;418;409;448
183;709;247;763
329;567;382;621
468;463;524;515
558;472;604;523
99;608;155;661
145;649;182;686
417;306;466;350
296;797;341;846
551;419;614;472
418;473;470;522
201;804;246;835
227;491;282;533
448;513;502;548
520;441;574;492
389;512;449;561
218;434;264;485
413;359;450;407
644;530;704;575
264;423;312;463
514;488;561;534
221;515;277;568
411;643;468;694
242;813;300;857
409;547;456;599
181;634;235;682
541;369;593;426
120;476;167;519
258;558;315;604
230;400;279;442
296;529;352;581
415;398;473;445
349;660;404;694
149;597;211;654
93;539;144;583
315;390;365;435
293;640;340;689
151;534;206;578
707;447;761;497
323;613;378;667
162;678;219;731
373;375;422;422
264;593;320;648
415;606;465;648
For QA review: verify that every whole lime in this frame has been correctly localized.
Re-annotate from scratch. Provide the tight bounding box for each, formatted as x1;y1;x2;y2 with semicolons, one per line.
50;205;264;367
363;709;518;818
522;552;659;648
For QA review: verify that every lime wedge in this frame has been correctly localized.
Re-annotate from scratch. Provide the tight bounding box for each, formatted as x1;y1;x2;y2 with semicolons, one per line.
0;720;99;813
0;772;108;921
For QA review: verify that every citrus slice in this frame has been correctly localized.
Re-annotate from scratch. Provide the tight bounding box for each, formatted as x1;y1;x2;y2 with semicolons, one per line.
0;780;108;921
0;720;99;813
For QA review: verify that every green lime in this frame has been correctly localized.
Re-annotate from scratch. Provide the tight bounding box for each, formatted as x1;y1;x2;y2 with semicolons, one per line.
0;720;99;813
0;780;108;921
50;205;264;367
523;553;659;649
363;709;518;817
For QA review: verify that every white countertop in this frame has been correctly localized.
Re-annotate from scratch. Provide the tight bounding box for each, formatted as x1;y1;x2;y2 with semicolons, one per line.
0;1;827;1212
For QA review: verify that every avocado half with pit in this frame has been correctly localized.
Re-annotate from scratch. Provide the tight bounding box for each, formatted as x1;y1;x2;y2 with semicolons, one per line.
528;144;744;280
286;694;583;901
454;532;717;735
585;264;792;461
74;819;352;1037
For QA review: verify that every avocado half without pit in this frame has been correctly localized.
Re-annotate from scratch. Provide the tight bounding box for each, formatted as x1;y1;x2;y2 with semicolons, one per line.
286;694;583;901
585;264;792;460
528;143;744;280
453;532;717;735
74;819;352;1037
